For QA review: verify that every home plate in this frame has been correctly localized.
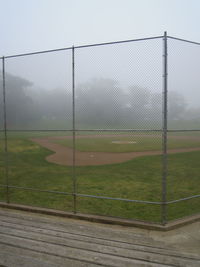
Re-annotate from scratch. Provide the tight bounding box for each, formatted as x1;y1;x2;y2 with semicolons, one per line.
111;141;137;144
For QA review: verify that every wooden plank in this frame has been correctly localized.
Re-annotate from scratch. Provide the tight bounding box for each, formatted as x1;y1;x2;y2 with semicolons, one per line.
0;208;199;267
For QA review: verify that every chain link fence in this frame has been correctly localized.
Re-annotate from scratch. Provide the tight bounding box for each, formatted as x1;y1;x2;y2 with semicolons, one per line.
0;33;199;225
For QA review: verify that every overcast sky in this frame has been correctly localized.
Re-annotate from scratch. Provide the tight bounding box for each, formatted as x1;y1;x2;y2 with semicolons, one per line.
1;0;200;108
1;0;200;56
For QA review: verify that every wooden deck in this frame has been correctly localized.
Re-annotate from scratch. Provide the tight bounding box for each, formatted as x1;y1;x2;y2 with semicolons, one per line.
0;208;199;266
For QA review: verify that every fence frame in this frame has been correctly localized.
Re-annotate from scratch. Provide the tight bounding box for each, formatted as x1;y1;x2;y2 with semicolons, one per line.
1;32;200;226
162;31;168;225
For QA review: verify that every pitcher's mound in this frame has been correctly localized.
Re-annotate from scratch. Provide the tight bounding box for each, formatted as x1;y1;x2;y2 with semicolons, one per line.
111;141;137;144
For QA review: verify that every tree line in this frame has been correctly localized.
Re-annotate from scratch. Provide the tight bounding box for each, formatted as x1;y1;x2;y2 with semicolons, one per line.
0;72;196;129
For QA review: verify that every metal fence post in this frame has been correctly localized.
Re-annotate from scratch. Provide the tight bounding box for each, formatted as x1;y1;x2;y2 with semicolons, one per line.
162;31;168;225
72;46;77;213
2;57;9;203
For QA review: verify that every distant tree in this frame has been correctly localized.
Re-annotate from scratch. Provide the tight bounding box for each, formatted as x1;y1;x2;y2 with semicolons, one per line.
76;78;125;127
0;72;188;130
0;72;37;128
75;79;160;128
123;86;151;125
168;91;187;120
149;92;162;124
150;90;187;122
184;107;200;120
33;88;72;121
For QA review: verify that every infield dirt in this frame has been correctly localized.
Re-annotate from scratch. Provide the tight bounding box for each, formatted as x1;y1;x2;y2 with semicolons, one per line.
31;135;200;166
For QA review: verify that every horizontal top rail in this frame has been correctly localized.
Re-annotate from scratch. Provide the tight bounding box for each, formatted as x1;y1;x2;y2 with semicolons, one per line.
73;35;163;49
168;35;200;46
1;35;200;60
0;35;163;59
0;47;72;59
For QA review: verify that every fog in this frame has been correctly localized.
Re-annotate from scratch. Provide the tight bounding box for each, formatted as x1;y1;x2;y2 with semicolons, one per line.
1;37;200;130
168;38;200;107
0;71;200;131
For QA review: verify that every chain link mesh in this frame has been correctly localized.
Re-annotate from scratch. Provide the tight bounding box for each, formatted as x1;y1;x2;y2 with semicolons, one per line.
74;38;163;221
0;35;199;223
1;51;74;211
167;37;200;220
75;39;162;130
0;58;6;199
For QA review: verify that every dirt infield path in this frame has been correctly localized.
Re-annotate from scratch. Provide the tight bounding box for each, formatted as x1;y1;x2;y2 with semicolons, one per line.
31;136;200;166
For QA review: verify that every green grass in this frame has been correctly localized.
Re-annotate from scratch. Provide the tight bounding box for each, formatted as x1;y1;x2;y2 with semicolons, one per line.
0;135;199;223
54;135;200;153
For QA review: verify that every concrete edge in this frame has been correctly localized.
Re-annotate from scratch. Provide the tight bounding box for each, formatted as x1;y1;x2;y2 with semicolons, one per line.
0;202;199;231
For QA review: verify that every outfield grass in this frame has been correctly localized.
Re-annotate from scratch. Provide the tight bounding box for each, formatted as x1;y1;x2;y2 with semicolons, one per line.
54;134;200;153
0;134;199;223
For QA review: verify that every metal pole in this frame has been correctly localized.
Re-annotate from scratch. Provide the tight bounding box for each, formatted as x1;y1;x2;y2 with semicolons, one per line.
162;31;168;225
2;57;9;203
72;46;77;213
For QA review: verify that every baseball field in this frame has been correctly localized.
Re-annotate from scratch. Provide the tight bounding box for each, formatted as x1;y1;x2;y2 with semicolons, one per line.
0;131;199;222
